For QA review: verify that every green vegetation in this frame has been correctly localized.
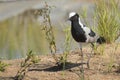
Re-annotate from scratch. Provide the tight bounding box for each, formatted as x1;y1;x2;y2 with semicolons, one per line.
79;7;89;27
40;2;58;64
80;0;120;44
59;26;71;69
78;0;120;79
107;44;118;72
15;50;40;80
93;44;105;55
40;3;72;68
0;1;120;79
94;0;120;43
0;60;8;72
92;0;120;72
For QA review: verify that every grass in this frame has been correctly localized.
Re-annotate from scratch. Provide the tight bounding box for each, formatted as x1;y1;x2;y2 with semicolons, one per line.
79;0;120;44
59;26;71;69
107;43;119;72
79;0;120;52
93;43;105;55
79;6;90;27
93;0;120;72
94;0;120;43
0;1;120;80
77;1;120;79
0;60;8;72
15;50;40;80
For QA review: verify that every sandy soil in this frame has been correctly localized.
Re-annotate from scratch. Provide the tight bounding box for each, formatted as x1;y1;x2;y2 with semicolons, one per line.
0;43;120;80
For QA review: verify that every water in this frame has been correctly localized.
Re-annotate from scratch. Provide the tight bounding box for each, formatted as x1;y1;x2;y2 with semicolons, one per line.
0;0;95;60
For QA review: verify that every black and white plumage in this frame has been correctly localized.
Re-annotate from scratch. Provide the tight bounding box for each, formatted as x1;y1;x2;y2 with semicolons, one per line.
69;12;105;44
68;12;105;68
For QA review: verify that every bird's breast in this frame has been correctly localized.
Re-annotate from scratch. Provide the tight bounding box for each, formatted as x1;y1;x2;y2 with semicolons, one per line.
71;27;86;42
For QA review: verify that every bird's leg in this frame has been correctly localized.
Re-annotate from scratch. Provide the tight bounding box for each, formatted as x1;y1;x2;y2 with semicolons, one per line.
87;43;94;68
79;43;84;80
91;43;94;57
79;43;83;62
79;43;82;56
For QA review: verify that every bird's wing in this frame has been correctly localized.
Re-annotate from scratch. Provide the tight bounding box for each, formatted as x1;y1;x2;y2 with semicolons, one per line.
89;29;96;37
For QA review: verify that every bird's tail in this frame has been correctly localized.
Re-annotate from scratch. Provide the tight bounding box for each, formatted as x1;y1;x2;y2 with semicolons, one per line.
97;37;106;44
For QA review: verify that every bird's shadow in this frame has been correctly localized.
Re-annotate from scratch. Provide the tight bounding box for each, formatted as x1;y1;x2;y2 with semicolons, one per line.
0;76;38;80
0;76;14;80
29;62;86;72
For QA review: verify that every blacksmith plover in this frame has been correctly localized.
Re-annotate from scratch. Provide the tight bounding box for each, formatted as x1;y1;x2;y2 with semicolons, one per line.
68;12;105;68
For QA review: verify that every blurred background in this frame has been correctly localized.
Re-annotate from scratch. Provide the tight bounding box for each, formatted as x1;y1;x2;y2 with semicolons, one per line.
0;0;97;59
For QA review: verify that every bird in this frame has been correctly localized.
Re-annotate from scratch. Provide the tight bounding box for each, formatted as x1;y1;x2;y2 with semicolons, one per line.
68;12;105;68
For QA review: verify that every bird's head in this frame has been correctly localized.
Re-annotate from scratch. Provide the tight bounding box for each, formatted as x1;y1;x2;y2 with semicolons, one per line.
68;12;79;21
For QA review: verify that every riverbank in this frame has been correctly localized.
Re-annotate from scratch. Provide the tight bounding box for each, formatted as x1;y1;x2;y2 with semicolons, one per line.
0;43;120;80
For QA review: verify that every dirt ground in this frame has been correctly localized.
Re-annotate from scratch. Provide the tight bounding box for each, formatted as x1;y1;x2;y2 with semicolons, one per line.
0;43;120;80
